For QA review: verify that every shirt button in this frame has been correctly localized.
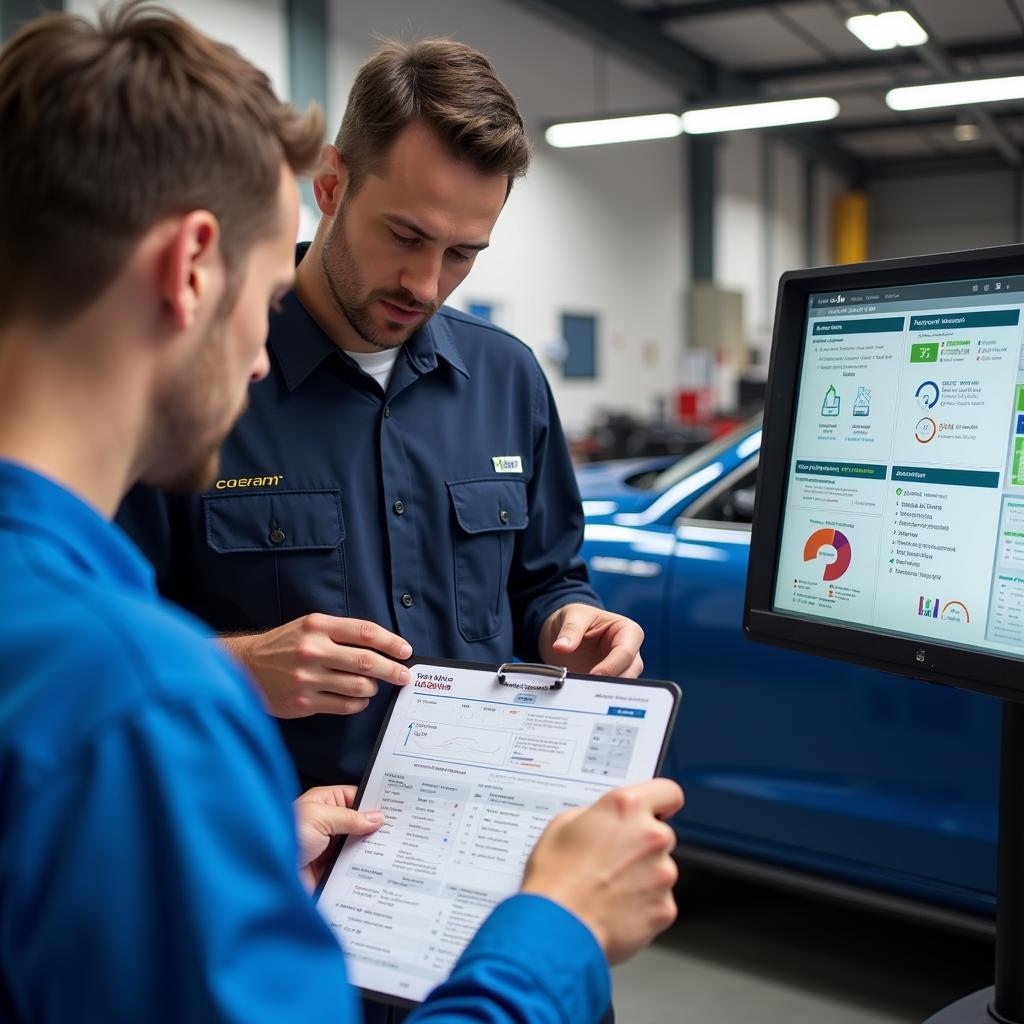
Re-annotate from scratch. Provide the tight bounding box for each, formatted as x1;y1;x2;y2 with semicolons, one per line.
393;499;405;515
401;592;414;608
383;405;392;419
499;509;510;525
269;527;286;545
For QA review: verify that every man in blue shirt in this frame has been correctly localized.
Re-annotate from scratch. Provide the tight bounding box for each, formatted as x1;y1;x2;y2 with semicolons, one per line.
119;38;646;789
0;6;683;1023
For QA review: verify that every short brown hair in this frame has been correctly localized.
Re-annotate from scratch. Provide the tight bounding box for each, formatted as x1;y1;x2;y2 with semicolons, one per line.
0;1;324;330
335;38;530;198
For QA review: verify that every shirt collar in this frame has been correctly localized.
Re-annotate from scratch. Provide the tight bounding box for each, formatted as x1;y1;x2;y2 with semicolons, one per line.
269;243;470;393
0;461;156;595
412;306;470;380
267;288;337;392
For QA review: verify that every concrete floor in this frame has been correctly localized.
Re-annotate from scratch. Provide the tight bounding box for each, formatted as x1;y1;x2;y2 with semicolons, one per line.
612;871;994;1023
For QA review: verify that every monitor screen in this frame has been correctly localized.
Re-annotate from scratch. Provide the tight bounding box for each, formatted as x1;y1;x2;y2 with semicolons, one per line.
746;246;1024;701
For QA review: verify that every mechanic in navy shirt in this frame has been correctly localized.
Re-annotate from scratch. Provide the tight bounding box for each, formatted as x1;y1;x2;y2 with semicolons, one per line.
119;37;646;789
0;7;684;1023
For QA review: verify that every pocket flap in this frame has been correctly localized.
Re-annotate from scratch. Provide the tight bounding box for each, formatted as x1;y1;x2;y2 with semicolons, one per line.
447;479;528;535
204;490;344;553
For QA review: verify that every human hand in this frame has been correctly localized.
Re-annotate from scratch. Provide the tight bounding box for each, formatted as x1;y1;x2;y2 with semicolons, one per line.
295;784;383;890
521;779;683;965
222;614;412;717
539;603;645;677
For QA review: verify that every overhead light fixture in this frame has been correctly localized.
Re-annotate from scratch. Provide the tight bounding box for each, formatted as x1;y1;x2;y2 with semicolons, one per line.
545;113;683;148
545;97;840;148
953;115;981;143
846;11;928;51
887;75;1024;111
680;97;839;134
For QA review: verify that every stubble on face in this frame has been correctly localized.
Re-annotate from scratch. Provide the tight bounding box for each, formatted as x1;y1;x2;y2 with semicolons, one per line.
320;203;438;351
145;289;246;494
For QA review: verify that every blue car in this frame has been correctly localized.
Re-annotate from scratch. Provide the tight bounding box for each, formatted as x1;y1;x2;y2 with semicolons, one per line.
576;417;999;931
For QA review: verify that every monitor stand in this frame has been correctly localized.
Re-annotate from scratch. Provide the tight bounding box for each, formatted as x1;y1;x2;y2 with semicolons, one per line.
925;700;1024;1024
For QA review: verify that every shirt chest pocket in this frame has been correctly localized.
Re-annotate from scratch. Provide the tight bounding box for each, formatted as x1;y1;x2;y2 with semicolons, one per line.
202;489;347;629
447;478;528;643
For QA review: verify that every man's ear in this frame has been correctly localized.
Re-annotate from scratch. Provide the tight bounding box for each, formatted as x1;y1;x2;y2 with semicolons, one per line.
158;211;222;331
312;143;349;217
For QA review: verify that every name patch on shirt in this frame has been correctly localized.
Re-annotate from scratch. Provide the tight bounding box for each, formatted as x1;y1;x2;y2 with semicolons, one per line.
492;456;523;474
215;475;284;490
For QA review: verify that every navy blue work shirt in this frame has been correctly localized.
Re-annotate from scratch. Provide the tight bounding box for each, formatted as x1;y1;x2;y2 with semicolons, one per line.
119;244;601;786
0;459;611;1023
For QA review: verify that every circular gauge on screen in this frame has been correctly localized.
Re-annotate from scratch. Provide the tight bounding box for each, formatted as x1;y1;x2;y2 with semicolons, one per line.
915;380;940;410
915;416;937;443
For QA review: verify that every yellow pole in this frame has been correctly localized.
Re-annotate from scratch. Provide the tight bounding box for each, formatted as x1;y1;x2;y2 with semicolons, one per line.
832;190;868;265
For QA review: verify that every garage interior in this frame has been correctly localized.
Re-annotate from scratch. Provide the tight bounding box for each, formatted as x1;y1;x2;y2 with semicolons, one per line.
5;0;1024;1020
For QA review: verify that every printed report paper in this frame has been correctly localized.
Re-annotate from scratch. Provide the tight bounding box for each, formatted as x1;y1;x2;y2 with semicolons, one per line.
315;660;678;1003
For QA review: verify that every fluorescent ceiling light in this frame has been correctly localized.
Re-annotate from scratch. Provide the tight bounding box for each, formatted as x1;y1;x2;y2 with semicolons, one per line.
887;76;1024;111
545;113;682;148
846;11;927;51
547;97;840;147
680;97;839;134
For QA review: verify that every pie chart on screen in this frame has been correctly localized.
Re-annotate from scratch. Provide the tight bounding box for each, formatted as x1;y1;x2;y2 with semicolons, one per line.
803;528;852;581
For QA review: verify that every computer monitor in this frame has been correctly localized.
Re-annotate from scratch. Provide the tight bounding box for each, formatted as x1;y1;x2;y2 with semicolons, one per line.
746;244;1024;704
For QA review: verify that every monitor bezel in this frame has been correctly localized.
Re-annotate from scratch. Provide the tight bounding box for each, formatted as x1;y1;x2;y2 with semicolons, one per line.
745;242;1024;704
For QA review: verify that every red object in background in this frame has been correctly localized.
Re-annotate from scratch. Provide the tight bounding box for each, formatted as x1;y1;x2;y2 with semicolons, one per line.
677;389;743;439
709;416;743;438
676;388;712;422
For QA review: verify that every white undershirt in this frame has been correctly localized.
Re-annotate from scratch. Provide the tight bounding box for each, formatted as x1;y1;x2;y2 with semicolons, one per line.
345;347;401;392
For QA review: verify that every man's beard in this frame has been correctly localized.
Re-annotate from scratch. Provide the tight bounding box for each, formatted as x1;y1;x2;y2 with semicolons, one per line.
144;304;243;494
321;207;438;351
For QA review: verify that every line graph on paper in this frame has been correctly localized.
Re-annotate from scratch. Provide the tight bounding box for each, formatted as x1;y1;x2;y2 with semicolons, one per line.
396;720;512;766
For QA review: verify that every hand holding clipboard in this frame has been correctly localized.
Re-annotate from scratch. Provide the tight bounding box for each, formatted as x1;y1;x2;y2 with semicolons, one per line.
316;658;682;1005
520;775;684;964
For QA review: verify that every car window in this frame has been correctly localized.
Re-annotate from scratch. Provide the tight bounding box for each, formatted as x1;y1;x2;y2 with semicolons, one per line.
649;415;761;493
686;463;758;526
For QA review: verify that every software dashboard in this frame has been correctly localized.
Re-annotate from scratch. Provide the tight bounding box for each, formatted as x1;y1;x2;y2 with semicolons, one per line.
774;273;1024;659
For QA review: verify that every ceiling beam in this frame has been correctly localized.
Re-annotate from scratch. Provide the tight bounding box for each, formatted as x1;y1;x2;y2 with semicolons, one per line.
865;153;1016;178
767;127;866;182
900;0;1020;166
505;0;728;97
644;0;820;22
825;111;1024;136
503;0;864;179
744;38;1024;85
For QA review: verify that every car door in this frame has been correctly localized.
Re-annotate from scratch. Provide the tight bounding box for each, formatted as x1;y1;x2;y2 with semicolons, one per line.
661;456;999;914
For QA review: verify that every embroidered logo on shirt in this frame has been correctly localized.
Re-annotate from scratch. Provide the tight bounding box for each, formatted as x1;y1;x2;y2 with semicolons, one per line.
214;475;284;490
492;456;523;474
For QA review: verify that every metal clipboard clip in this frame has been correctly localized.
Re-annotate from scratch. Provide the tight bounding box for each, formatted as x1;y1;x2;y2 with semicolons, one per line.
496;662;567;691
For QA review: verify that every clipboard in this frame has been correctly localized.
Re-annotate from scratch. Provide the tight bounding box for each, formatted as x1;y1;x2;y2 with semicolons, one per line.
315;657;681;1008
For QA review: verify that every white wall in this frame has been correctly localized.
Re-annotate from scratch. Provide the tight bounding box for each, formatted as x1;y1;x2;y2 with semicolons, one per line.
325;0;686;431
715;132;847;359
773;144;805;308
715;132;765;346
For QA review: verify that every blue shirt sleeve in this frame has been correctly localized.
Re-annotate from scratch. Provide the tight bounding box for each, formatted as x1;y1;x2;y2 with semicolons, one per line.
510;360;603;662
411;895;611;1024
3;679;611;1024
2;688;359;1024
